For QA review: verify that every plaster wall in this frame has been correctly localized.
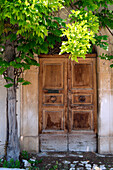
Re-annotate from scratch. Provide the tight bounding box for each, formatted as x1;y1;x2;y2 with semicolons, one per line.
20;64;39;153
0;65;38;156
96;28;113;153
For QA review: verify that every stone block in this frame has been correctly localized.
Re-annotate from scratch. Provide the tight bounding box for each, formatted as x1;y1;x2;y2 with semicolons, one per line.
109;137;113;153
98;136;110;154
98;90;110;136
21;136;39;153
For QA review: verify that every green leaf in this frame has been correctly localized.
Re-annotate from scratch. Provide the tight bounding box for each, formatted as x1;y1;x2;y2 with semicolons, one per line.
30;59;40;66
10;34;17;42
0;68;7;75
17;78;24;83
4;77;14;82
110;64;113;68
4;83;13;88
16;57;21;62
22;81;31;85
10;61;16;67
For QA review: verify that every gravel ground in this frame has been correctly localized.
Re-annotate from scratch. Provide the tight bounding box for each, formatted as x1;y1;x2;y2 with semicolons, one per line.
1;152;113;169
31;152;113;170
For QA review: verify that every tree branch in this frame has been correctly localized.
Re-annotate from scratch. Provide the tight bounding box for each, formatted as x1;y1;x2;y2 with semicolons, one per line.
70;0;80;10
105;25;113;36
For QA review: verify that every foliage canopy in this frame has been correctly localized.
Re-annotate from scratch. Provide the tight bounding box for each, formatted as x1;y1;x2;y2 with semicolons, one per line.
0;0;113;84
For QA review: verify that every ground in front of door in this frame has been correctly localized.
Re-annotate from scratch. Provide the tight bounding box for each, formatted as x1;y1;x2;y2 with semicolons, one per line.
26;152;113;170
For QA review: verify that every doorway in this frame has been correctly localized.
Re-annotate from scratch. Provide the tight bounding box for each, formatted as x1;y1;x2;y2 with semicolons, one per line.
39;54;97;152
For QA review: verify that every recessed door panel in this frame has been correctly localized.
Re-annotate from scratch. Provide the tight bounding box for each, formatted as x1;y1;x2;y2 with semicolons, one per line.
72;94;93;105
43;63;63;89
72;110;93;130
42;110;64;131
72;63;93;89
43;94;64;105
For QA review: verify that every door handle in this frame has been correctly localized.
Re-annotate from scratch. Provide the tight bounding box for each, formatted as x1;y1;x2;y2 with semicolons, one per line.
50;96;57;103
79;96;86;102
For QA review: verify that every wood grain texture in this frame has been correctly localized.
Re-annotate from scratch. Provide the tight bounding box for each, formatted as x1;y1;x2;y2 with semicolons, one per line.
40;134;67;152
43;94;64;105
69;133;97;152
39;54;97;58
39;57;68;151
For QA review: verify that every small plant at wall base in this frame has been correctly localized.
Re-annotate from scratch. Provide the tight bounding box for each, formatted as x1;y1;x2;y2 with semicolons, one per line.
3;159;21;168
21;150;29;160
0;0;113;161
0;150;43;169
0;158;21;168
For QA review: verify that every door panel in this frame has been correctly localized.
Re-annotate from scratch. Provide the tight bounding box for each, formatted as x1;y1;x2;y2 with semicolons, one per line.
72;94;93;105
72;63;93;89
43;63;64;89
39;55;97;152
43;94;64;105
43;110;64;130
72;110;93;130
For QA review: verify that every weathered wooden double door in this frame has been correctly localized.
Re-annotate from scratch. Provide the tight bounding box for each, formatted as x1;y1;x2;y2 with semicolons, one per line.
39;54;97;152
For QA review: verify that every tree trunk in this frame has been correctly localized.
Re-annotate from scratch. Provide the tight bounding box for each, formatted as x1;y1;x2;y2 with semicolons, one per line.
6;66;20;161
4;39;20;161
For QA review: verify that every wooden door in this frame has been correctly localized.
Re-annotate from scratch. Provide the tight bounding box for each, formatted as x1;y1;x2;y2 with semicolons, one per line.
68;57;97;151
39;56;68;151
39;54;97;152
